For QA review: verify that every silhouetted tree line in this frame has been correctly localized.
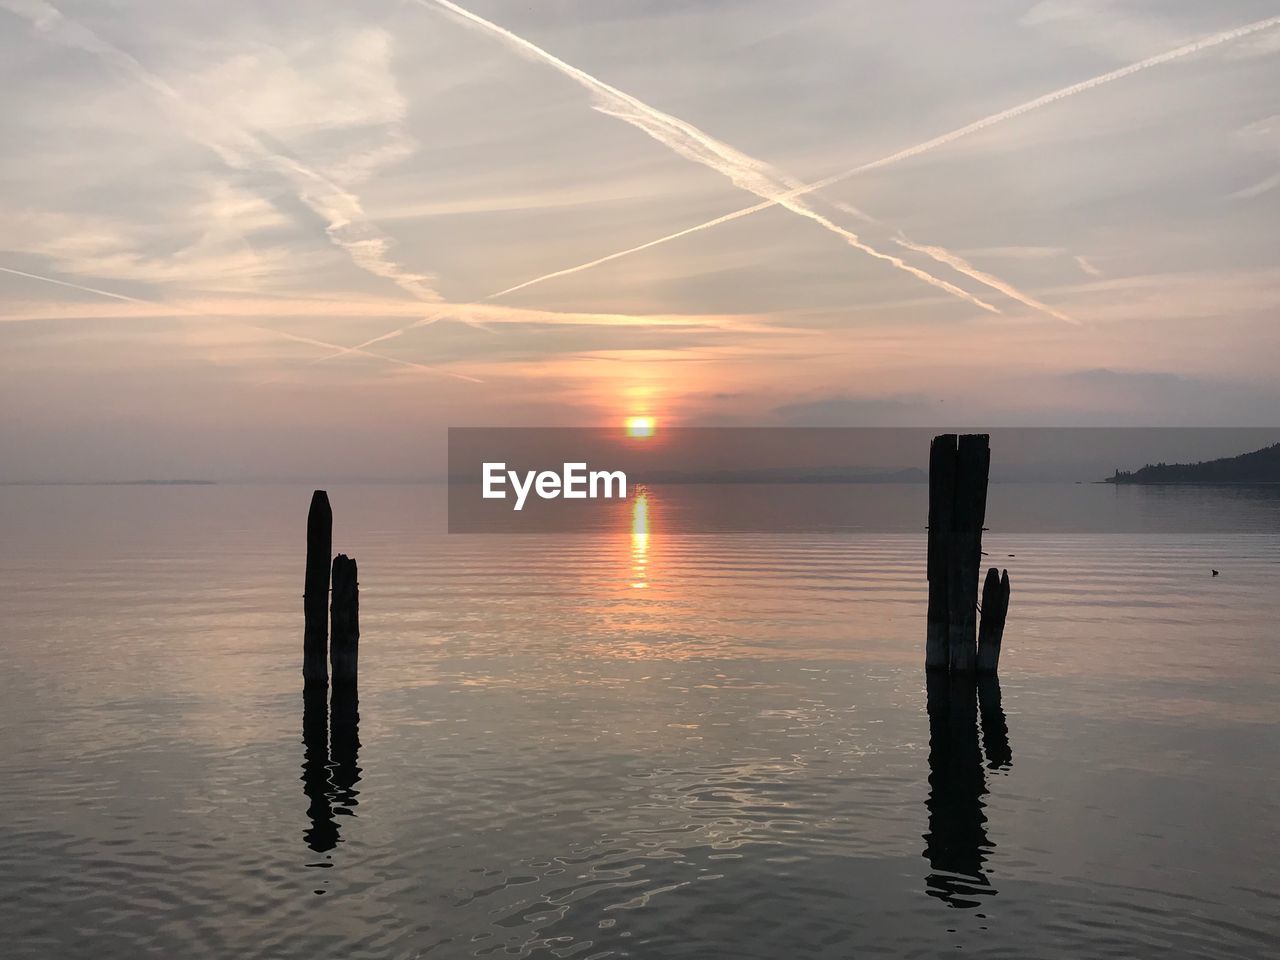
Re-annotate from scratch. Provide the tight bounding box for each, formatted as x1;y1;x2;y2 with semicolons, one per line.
1107;442;1280;484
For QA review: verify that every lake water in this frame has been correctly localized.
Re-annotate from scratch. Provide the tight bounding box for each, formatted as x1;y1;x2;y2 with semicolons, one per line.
1;483;1277;958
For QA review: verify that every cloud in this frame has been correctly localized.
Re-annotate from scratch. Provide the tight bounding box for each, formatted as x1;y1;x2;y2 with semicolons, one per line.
1;288;786;337
1061;367;1280;423
1;1;439;301
2;182;326;287
1074;255;1104;278
1019;1;1186;60
1041;267;1280;323
1227;113;1280;199
1229;171;1280;200
180;27;415;183
962;246;1069;260
0;263;480;380
772;393;936;426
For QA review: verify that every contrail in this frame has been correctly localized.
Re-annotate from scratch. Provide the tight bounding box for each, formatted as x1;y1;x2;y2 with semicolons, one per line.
320;6;1280;361
2;0;441;304
487;198;779;299
891;235;1081;325
324;206;1000;361
828;200;1078;324
825;199;1080;324
322;0;1008;361
316;291;781;360
481;13;1280;299
0;265;151;305
414;0;1000;315
381;2;1279;348
0;263;481;381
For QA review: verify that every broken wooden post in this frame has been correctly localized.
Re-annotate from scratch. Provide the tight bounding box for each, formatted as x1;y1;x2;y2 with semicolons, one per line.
977;568;1010;675
303;490;332;685
926;434;957;670
330;554;359;686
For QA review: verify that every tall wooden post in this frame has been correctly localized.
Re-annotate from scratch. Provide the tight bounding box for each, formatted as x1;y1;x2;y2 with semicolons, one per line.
330;554;359;686
927;434;992;674
926;435;957;670
947;435;990;674
304;490;332;685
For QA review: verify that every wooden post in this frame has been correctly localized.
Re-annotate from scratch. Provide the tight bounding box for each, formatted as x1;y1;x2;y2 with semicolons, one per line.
330;554;359;686
926;435;958;670
304;490;332;685
947;435;990;674
977;568;1010;675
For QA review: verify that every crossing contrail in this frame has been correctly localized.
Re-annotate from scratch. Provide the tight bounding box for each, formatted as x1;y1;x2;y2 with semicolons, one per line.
478;12;1280;300
2;0;442;304
320;0;1029;362
0;263;481;381
350;3;1278;357
414;0;1001;315
327;8;1280;361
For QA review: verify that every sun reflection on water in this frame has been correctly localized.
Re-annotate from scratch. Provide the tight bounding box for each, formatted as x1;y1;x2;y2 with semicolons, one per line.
631;487;650;589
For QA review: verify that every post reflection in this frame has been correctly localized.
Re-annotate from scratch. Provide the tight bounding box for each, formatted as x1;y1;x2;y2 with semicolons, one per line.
330;684;362;813
978;676;1011;770
630;486;651;590
300;681;362;857
922;672;1013;909
301;684;337;853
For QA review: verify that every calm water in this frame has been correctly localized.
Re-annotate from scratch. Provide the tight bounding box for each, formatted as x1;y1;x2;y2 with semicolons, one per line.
0;484;1277;958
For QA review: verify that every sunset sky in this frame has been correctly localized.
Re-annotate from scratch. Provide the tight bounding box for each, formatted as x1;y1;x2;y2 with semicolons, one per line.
2;0;1278;480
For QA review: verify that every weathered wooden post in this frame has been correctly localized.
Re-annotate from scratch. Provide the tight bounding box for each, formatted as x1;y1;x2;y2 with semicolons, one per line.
926;435;957;670
926;434;992;673
977;568;1010;675
947;435;989;674
330;554;359;686
304;490;332;684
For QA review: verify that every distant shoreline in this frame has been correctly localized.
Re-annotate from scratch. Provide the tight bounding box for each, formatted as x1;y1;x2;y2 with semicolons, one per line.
1105;441;1280;485
1098;480;1280;486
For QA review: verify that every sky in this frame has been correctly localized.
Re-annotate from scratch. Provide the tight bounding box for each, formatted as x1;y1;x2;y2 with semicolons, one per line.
1;0;1278;481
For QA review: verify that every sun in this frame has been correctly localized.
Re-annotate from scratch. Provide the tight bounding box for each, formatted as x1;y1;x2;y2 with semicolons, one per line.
625;416;656;439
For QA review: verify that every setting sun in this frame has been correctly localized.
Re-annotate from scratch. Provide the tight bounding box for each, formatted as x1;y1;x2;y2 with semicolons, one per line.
625;417;656;439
